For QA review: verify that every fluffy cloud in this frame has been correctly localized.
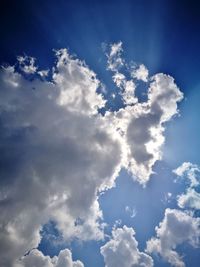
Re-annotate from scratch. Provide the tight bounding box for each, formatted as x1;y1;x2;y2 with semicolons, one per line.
0;43;183;266
106;41;124;72
17;55;38;74
146;208;200;267
177;188;200;210
0;49;122;266
131;64;149;82
173;162;200;188
100;226;153;267
173;162;200;210
105;43;183;184
16;249;84;267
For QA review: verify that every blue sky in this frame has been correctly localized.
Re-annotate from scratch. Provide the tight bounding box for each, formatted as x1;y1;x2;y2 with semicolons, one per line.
0;1;200;267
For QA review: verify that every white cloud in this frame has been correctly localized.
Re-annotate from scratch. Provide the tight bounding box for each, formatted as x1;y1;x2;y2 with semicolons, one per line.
106;42;138;105
0;49;123;266
173;162;200;188
125;206;137;218
105;43;183;185
146;208;200;267
17;55;38;74
131;64;149;82
177;188;200;210
105;73;183;185
53;49;106;115
0;43;184;265
16;248;84;267
101;226;153;267
38;70;49;78
107;41;124;72
173;162;200;210
162;192;173;205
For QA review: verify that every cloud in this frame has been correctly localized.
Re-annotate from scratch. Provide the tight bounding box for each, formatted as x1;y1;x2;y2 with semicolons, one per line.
106;42;138;105
105;43;183;184
125;206;137;218
173;162;200;210
16;249;84;267
131;64;149;82
146;208;200;267
17;55;38;74
173;162;200;188
177;188;200;210
0;43;184;266
106;41;124;72
100;226;154;267
0;49;123;266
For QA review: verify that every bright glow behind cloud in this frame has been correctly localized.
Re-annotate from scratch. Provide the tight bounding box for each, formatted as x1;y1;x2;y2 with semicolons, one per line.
105;42;183;184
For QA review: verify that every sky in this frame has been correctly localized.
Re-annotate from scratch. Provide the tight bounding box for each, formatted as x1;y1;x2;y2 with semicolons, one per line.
0;0;200;267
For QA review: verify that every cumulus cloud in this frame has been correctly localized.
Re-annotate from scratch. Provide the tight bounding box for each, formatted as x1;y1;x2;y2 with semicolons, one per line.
0;49;122;266
0;42;184;266
16;248;84;267
100;226;153;267
146;208;200;267
173;162;200;210
105;42;183;184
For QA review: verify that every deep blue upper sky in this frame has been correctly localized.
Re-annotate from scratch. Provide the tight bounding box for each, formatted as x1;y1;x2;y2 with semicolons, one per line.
1;1;200;267
1;0;200;91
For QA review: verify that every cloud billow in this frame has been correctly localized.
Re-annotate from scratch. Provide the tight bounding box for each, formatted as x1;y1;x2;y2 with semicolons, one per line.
146;208;200;267
0;43;183;266
105;42;183;184
100;226;153;267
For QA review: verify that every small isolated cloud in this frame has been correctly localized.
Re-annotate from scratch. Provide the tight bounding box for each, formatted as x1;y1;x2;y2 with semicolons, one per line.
162;192;173;205
17;55;38;74
106;42;138;105
101;226;153;267
173;162;200;188
38;70;49;78
131;64;149;82
173;162;200;210
125;205;137;218
17;248;84;267
107;41;124;72
146;208;200;267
